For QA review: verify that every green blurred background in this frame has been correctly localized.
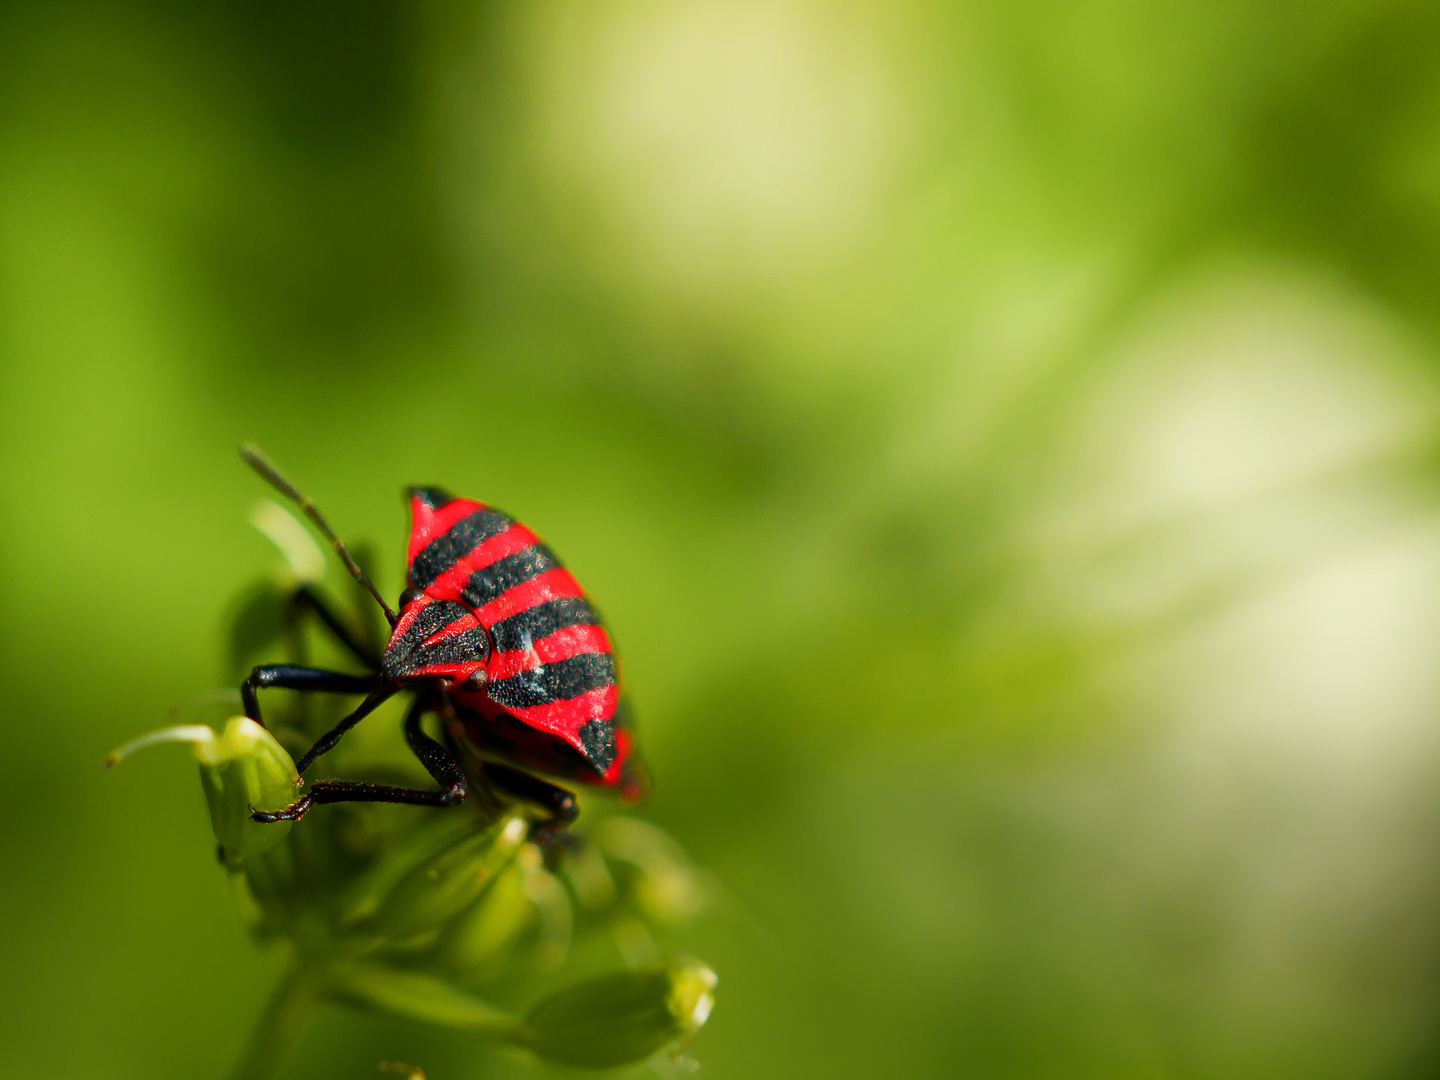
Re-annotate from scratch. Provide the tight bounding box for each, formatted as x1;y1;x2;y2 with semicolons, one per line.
7;1;1440;1077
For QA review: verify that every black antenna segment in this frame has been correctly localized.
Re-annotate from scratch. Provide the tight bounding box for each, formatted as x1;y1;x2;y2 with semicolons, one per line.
240;444;399;627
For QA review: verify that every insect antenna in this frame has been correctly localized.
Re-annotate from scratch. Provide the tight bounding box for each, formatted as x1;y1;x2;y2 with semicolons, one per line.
240;444;399;627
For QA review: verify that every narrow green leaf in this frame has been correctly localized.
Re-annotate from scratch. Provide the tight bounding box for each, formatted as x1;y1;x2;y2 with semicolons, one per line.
323;961;523;1038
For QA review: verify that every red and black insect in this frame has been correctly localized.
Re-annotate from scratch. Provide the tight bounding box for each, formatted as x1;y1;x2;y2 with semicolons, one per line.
237;446;645;825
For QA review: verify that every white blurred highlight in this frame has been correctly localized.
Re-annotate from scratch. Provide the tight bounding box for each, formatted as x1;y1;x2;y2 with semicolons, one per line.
532;0;900;293
827;266;1440;1065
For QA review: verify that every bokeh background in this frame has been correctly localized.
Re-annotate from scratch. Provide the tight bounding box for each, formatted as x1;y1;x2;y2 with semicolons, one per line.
6;1;1440;1077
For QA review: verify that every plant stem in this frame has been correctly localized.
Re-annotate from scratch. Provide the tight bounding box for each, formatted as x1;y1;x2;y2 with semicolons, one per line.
227;961;323;1080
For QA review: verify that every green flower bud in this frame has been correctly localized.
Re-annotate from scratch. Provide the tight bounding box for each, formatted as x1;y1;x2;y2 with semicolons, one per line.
522;960;717;1070
560;838;616;911
334;809;479;928
228;501;327;675
436;859;534;977
107;717;299;863
367;811;528;942
520;844;573;971
594;818;707;925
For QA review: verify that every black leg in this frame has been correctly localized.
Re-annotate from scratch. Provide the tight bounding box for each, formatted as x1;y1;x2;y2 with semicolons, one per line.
252;695;468;822
436;698;505;818
241;664;380;727
482;761;578;824
288;585;381;669
406;691;471;797
294;683;400;774
432;689;578;824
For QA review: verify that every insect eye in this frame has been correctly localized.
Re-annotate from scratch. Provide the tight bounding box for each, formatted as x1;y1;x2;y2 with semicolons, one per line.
397;588;425;609
462;669;487;691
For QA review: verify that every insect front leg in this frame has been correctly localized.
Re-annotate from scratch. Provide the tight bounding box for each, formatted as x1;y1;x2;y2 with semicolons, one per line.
240;665;380;728
293;683;401;773
241;666;398;777
253;695;468;822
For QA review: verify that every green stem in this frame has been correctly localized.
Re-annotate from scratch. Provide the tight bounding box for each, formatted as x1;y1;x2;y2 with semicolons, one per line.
226;961;323;1080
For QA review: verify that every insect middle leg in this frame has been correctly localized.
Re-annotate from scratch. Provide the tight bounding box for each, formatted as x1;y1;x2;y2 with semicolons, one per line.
430;692;578;826
252;695;468;822
241;665;396;775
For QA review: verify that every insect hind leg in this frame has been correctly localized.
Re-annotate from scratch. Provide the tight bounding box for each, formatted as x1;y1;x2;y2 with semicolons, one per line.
482;761;579;824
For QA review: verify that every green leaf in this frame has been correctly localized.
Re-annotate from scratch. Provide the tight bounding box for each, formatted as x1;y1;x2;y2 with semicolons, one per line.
323;961;523;1037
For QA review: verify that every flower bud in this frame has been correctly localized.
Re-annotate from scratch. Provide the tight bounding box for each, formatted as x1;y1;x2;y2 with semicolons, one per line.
367;811;529;942
593;818;707;925
560;838;616;911
520;845;573;971
435;859;534;977
107;717;299;863
522;960;717;1069
334;809;478;928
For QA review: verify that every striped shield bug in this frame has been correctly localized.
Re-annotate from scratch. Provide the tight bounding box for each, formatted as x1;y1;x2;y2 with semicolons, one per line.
237;446;646;825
